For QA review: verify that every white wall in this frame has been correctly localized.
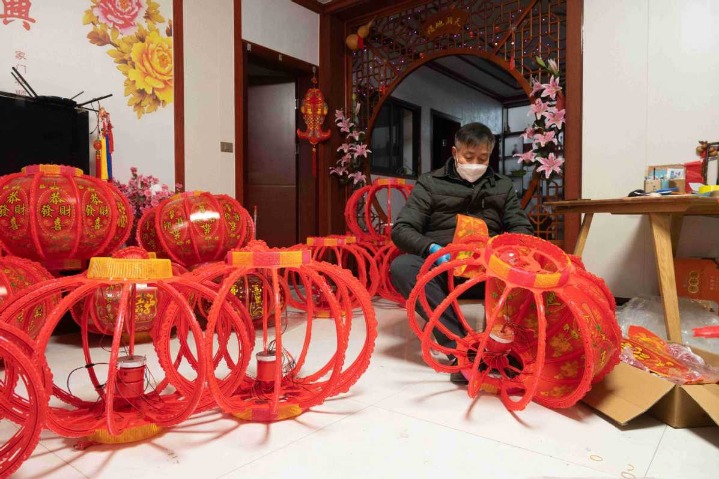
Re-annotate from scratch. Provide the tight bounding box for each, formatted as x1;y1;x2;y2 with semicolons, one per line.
0;0;175;185
183;0;235;195
241;0;320;65
391;65;503;175
582;0;719;297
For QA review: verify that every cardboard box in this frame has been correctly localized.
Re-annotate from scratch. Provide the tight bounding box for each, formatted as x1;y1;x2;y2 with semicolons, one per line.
674;257;719;313
646;164;686;194
583;349;719;428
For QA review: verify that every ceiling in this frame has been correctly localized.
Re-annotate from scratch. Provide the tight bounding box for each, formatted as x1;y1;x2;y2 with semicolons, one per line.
292;2;530;106
419;55;528;107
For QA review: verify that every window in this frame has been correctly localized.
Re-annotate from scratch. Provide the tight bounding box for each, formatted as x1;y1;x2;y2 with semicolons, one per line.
370;98;420;179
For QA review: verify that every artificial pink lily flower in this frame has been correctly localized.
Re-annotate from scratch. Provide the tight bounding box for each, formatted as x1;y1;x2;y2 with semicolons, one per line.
353;143;371;158
531;80;544;98
533;130;557;147
529;99;548;118
337;143;351;154
348;171;366;185
514;150;536;164
541;76;562;100
547;59;559;74
536;153;564;179
338;118;352;133
545;108;566;130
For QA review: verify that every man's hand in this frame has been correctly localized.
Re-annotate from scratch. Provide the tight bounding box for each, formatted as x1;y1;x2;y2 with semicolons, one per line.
428;243;450;266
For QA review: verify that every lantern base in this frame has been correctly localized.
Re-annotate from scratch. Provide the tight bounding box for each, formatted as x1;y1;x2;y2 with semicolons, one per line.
312;310;349;319
87;423;162;444
120;331;153;344
233;403;303;422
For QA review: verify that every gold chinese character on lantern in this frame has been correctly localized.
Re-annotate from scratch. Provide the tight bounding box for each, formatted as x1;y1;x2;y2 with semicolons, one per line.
40;204;53;217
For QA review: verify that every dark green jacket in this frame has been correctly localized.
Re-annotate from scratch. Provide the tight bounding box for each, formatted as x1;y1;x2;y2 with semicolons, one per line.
391;158;533;256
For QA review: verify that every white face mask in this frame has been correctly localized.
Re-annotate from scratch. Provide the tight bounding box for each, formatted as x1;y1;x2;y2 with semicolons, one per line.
455;162;488;182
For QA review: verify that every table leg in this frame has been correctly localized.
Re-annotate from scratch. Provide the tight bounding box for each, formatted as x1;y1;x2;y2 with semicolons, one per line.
573;213;593;257
649;213;682;343
670;214;684;257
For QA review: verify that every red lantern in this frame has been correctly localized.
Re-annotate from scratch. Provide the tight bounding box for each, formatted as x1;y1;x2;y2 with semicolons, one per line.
0;165;132;270
0;322;48;478
139;191;254;269
136;207;165;256
68;247;187;336
407;233;621;411
0;256;56;338
201;240;376;422
297;77;331;176
191;263;287;329
0;256;251;441
345;178;414;304
286;235;380;315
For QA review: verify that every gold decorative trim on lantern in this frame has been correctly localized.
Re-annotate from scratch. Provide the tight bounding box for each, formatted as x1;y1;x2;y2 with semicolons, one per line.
227;249;311;268
87;424;163;444
87;258;173;280
306;236;357;246
21;164;83;176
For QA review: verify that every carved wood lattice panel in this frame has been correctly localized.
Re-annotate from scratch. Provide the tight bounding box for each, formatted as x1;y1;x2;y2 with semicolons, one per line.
349;0;566;242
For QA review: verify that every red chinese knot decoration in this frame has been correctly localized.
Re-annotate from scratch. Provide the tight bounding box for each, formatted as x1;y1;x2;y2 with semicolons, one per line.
296;77;331;176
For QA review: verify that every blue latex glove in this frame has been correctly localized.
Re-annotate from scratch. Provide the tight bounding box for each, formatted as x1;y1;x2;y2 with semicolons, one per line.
428;243;450;266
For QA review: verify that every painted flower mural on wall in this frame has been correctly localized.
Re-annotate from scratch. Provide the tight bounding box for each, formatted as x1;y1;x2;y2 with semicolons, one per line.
83;0;172;118
92;0;148;34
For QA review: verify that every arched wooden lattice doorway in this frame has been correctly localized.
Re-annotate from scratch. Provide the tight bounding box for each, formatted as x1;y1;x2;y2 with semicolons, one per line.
344;0;578;248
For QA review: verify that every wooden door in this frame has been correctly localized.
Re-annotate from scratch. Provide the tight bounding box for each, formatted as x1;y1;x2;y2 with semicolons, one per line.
431;110;461;171
247;81;298;247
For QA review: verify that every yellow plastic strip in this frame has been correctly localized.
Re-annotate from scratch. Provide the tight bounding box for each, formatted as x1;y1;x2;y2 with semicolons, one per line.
87;258;173;280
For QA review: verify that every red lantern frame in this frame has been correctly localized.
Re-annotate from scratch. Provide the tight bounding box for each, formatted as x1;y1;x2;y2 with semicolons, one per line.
407;233;621;411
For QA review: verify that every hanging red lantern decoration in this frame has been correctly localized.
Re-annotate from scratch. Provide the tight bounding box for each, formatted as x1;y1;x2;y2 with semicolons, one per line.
407;231;621;411
297;76;331;176
138;191;254;269
0;165;132;270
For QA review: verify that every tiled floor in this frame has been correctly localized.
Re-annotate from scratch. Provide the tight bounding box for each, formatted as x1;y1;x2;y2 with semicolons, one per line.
4;298;719;479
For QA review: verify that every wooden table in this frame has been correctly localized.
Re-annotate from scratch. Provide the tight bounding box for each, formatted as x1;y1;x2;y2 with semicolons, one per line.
546;196;719;342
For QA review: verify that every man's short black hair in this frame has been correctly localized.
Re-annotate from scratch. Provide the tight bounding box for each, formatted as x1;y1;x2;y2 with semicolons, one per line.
454;122;495;149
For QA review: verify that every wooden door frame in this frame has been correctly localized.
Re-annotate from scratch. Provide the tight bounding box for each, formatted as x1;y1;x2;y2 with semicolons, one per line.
238;41;319;241
430;108;462;171
317;0;583;249
173;0;184;189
